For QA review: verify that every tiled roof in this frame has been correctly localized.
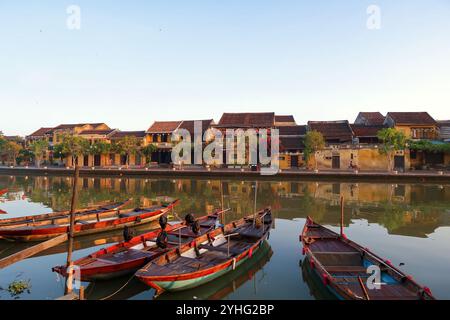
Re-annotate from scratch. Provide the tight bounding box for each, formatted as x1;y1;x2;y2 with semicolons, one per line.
280;137;304;151
28;127;53;137
79;129;116;135
277;125;307;136
437;120;450;127
178;119;214;136
109;131;146;139
53;123;107;130
350;124;385;137
386;112;436;125
275;115;296;123
147;121;182;133
216;112;275;128
354;112;385;125
308;120;353;143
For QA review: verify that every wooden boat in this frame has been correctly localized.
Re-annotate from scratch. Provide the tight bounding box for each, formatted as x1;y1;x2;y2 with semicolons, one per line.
135;208;273;297
0;189;7;197
0;199;179;242
52;210;223;281
300;216;435;300
156;240;273;300
0;199;131;227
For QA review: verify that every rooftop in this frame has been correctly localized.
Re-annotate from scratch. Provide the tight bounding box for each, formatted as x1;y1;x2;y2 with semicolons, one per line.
109;131;146;139
216;112;275;128
275;115;296;124
354;112;385;126
350;124;385;137
178;119;214;136
277;125;307;136
28;127;53;137
385;112;436;125
147;121;183;133
308;120;353;143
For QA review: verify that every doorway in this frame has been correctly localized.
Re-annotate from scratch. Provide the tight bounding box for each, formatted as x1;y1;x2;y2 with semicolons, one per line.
332;155;340;169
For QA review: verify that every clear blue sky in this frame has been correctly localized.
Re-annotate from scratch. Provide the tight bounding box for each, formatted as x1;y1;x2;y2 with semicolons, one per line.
1;0;449;136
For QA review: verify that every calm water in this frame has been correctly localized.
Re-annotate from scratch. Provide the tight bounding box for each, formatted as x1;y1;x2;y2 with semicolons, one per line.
0;175;449;300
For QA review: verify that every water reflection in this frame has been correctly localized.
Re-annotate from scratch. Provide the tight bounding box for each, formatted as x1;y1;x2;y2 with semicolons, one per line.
1;175;448;238
0;175;449;300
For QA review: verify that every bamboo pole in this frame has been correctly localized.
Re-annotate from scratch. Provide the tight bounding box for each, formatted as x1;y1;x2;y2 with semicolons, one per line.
340;195;344;236
65;166;80;295
0;234;68;269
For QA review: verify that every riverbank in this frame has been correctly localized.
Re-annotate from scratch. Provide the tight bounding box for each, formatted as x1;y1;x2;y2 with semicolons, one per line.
1;166;449;183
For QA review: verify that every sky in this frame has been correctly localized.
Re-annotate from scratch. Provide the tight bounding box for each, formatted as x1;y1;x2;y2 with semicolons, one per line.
1;0;450;136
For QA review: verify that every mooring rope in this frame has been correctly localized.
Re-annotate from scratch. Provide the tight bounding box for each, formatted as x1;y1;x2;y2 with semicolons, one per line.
99;273;136;300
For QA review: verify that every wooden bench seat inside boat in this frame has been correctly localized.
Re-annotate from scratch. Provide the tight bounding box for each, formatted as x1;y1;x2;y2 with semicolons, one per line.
96;249;157;264
312;252;362;266
198;244;243;255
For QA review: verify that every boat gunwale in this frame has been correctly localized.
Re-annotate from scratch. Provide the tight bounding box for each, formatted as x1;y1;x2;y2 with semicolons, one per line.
300;216;435;300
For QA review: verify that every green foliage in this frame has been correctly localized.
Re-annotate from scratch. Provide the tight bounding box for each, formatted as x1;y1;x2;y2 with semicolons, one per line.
1;141;23;165
0;279;32;298
54;134;90;165
89;141;111;155
304;130;325;165
52;143;66;160
377;128;406;171
113;136;142;166
408;140;450;154
17;148;34;165
141;144;158;162
29;139;49;167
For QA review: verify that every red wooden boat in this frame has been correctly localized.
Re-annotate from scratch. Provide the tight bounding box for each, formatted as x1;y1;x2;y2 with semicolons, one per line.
52;209;224;281
0;189;7;197
135;208;272;297
300;217;435;300
0;199;179;242
0;199;131;227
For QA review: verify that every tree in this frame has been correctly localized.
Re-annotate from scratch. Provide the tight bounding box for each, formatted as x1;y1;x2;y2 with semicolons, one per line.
55;134;90;167
3;141;22;166
29;139;49;168
304;130;325;170
141;144;158;164
113;136;141;167
377;128;406;171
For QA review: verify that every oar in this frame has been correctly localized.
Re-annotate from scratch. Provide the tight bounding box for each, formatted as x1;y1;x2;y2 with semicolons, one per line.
357;276;370;300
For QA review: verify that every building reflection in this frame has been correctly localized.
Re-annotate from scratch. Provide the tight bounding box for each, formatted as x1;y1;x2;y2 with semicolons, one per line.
0;175;449;238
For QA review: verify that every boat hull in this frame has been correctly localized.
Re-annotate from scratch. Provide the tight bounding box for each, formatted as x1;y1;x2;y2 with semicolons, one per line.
139;236;268;294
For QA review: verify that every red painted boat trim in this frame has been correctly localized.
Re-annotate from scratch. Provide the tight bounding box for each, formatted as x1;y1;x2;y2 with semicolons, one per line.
0;199;179;240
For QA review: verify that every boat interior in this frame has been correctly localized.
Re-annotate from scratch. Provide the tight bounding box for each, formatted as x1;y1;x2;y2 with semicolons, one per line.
142;220;271;276
305;224;425;300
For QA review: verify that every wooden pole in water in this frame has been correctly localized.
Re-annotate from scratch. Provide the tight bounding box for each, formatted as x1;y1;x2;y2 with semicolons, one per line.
65;166;80;295
340;195;344;236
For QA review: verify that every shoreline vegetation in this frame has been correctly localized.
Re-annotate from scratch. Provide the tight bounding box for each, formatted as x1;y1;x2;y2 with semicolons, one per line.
1;166;449;183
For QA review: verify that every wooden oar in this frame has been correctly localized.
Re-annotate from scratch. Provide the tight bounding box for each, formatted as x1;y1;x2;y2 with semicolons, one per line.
357;276;370;300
